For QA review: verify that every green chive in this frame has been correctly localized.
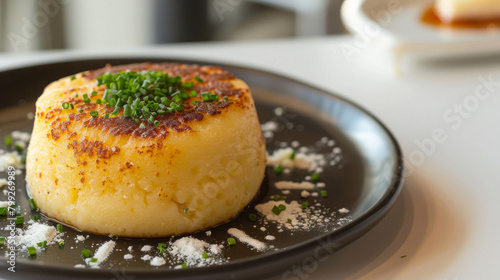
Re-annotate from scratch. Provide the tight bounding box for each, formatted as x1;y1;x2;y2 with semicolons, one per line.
91;90;98;96
223;96;229;102
4;136;12;146
286;218;292;224
194;75;203;83
227;237;236;247
15;216;24;225
183;208;189;213
139;123;146;129
181;263;188;269
29;199;38;210
90;110;98;117
190;90;197;97
271;205;281;215
33;215;41;222
96;99;102;104
0;208;7;216
158;243;166;254
274;165;282;174
202;252;208;259
154;120;160;127
83;94;91;104
312;172;319;181
57;224;63;233
27;246;36;256
0;237;5;245
320;190;327;198
248;213;257;222
71;76;76;81
59;241;65;248
70;104;74;109
90;258;98;263
81;249;90;258
290;151;296;160
301;201;309;209
36;240;47;248
62;102;69;109
15;144;23;153
79;109;84;113
104;113;110;119
278;204;286;211
192;100;197;105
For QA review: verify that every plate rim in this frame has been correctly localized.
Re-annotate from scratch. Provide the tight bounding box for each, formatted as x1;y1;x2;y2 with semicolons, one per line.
0;57;405;278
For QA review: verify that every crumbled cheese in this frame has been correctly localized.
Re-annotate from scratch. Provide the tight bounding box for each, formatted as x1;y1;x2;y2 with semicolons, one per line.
141;245;152;252
11;131;31;143
0;152;23;172
87;240;116;267
261;121;279;139
141;255;152;261
0;179;7;187
275;181;314;190
260;227;266;232
0;201;11;208
338;208;350;213
76;235;86;242
128;246;133;252
301;190;310;198
74;264;86;268
124;254;133;260
265;235;276;241
227;228;266;251
16;223;58;247
205;230;211;236
150;256;166;266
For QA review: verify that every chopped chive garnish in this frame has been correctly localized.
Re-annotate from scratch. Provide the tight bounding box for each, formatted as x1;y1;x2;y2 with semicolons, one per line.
27;246;36;256
158;243;167;254
33;215;41;222
57;224;63;233
154;120;160;127
83;94;91;104
36;240;47;248
62;102;70;109
59;241;65;248
15;144;23;153
320;190;327;198
312;172;319;181
286;218;292;224
274;165;282;174
81;249;90;258
139;123;146;129
271;205;282;215
192;100;197;105
4;136;12;146
227;237;236;247
0;208;7;216
290;151;296;160
223;96;229;102
190;90;197;97
278;204;286;211
301;201;309;209
70;104;74;109
71;76;76;81
90;110;98;117
181;263;188;269
0;237;4;245
194;75;203;83
104;113;110;119
183;208;189;213
248;213;257;222
273;194;280;201
79;109;84;113
90;258;98;263
91;90;98;96
15;216;24;225
202;252;208;259
29;198;38;210
96;99;102;104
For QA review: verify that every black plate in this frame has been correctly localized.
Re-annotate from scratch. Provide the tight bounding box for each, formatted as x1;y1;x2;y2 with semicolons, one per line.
0;58;404;280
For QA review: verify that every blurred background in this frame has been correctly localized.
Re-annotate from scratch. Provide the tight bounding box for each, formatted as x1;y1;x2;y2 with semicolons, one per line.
0;0;346;53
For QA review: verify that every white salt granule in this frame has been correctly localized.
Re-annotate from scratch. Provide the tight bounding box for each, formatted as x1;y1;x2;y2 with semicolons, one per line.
16;223;57;247
88;240;116;267
76;235;86;242
227;228;266;251
124;254;133;260
141;245;152;252
275;181;314;190
338;208;349;213
150;256;166;266
128;246;133;252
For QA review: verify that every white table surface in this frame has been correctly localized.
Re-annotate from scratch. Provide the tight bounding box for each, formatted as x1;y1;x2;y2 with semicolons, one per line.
1;35;499;280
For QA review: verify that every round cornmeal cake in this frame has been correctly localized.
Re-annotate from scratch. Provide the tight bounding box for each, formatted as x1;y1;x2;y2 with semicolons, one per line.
26;63;266;237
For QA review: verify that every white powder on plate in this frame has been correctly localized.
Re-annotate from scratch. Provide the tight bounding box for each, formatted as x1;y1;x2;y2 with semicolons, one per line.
141;255;152;261
227;228;266;251
16;223;58;247
150;256;166;266
168;237;225;267
87;240;116;267
275;181;314;190
265;235;276;241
